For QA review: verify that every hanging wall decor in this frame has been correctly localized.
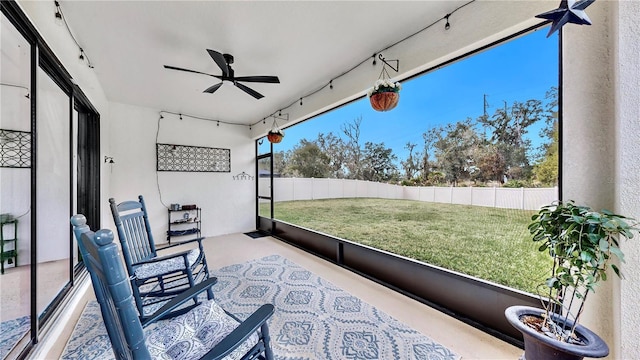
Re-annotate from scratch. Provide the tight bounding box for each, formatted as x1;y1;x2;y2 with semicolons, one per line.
368;54;401;112
0;129;31;168
536;0;595;37
156;143;230;172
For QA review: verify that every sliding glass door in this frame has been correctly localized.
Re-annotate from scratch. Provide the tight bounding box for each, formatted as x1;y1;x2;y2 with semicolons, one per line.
0;10;33;356
1;3;101;357
35;66;72;320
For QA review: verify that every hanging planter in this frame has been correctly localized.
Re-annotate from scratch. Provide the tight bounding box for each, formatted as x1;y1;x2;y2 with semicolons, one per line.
267;118;284;143
369;90;400;112
367;61;401;112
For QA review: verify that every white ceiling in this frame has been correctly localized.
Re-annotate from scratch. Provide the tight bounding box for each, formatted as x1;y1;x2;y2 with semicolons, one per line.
58;1;473;126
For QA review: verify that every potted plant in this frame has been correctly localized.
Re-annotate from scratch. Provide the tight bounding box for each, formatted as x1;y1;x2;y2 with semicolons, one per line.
367;78;401;112
505;200;638;360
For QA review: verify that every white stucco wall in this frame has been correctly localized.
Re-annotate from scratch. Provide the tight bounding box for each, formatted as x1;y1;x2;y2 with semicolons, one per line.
108;102;256;242
614;1;640;358
563;1;640;358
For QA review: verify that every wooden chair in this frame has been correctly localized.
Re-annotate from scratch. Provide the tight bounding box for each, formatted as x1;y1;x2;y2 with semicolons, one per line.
109;195;212;320
71;214;274;360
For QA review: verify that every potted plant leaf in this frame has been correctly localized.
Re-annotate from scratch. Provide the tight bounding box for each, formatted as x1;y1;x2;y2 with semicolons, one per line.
505;200;638;360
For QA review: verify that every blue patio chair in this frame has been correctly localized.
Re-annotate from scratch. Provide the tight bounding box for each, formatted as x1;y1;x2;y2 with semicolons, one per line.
109;195;213;320
71;214;275;360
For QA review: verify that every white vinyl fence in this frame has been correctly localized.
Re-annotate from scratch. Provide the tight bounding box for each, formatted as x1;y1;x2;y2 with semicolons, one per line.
260;177;557;211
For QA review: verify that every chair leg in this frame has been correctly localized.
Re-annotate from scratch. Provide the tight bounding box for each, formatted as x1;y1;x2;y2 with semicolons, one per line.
261;323;273;360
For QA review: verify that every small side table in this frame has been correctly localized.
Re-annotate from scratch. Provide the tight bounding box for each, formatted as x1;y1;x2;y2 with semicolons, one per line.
1;218;18;274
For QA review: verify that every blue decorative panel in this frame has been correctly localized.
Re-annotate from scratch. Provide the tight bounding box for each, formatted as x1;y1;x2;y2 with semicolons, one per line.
156;143;230;172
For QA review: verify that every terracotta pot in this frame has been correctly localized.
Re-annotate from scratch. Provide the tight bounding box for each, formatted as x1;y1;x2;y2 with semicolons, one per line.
505;306;609;360
267;132;284;143
370;91;399;112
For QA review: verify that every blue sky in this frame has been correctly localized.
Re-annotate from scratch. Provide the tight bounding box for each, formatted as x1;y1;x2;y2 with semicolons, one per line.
262;27;558;163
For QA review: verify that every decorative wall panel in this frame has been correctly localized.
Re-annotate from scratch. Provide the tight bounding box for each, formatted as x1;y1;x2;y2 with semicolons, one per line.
0;129;31;168
156;143;231;172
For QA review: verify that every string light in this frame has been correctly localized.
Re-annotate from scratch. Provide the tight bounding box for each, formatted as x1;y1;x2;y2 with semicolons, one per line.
53;0;94;68
54;1;63;26
247;0;475;129
158;111;247;128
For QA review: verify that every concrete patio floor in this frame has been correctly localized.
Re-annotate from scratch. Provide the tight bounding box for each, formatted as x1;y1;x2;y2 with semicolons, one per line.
43;232;522;359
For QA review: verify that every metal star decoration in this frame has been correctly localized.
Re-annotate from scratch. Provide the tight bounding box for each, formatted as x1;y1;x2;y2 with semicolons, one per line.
536;0;596;37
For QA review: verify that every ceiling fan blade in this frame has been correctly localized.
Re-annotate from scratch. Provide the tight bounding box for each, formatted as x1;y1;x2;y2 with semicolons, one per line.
206;49;229;77
164;65;222;79
234;81;264;99
203;83;223;94
234;76;280;84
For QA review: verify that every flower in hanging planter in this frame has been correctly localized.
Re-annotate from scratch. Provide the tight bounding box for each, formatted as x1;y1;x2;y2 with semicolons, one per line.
367;79;402;97
368;79;401;112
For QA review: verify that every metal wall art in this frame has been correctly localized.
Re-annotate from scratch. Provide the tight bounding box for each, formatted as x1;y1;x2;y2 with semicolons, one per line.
156;143;230;172
233;171;254;180
0;129;31;168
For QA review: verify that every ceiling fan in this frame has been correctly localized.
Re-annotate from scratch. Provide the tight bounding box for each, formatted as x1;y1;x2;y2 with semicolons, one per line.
164;49;280;99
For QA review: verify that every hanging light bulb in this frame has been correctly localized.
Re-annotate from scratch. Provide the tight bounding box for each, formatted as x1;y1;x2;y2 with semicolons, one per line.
444;14;451;30
54;1;63;26
78;48;85;62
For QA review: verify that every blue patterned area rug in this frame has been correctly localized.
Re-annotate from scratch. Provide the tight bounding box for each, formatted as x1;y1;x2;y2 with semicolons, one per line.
61;255;460;359
0;315;30;358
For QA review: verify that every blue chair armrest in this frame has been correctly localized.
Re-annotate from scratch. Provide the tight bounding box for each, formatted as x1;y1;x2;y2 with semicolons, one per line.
201;304;275;360
132;249;193;266
141;277;218;327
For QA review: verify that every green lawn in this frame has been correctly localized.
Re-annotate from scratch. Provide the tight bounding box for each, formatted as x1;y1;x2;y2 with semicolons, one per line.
262;198;551;294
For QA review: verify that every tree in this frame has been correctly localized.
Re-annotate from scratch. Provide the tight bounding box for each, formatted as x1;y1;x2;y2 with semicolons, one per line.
317;132;348;178
361;142;398;182
287;139;331;178
341;116;363;179
432;119;481;186
478;99;544;182
473;144;507;184
533;121;558;186
401;142;419;180
271;150;288;176
419;128;439;184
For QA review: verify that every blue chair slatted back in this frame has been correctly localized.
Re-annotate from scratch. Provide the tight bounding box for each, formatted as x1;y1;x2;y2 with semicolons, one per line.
71;214;151;360
109;195;156;275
